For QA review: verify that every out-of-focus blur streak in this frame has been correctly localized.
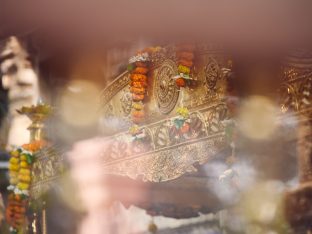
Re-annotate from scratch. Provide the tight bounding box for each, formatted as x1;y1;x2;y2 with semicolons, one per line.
1;1;312;58
238;96;278;140
59;79;100;127
68;137;150;234
0;193;4;225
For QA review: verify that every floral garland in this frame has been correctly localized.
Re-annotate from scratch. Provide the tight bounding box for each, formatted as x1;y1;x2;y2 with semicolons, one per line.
127;47;162;138
171;107;191;137
6;140;45;233
128;125;146;141
128;51;149;125
173;44;196;88
126;45;194;140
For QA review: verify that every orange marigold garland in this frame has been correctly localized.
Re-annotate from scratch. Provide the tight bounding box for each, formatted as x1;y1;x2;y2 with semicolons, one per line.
6;140;45;233
173;44;196;88
128;51;149;125
127;47;162;137
6;193;27;232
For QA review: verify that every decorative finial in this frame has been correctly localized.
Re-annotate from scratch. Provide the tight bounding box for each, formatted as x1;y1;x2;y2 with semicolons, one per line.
17;103;52;141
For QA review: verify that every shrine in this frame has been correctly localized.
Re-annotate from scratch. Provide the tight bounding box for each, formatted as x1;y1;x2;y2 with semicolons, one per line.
0;2;311;234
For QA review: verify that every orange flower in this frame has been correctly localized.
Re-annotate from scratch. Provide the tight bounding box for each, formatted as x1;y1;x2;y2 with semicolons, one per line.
132;111;145;118
14;194;21;202
175;78;186;87
5;194;27;228
180;123;190;133
133;67;149;75
131;81;147;88
130;87;145;95
130;74;147;82
21;144;31;151
132;111;145;124
28;140;46;151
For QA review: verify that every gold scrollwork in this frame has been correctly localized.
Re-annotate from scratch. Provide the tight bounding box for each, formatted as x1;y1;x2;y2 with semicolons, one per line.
103;136;225;182
204;57;220;90
30;146;64;199
154;59;180;114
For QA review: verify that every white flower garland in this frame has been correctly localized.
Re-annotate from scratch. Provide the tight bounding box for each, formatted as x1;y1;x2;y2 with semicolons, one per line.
128;52;149;64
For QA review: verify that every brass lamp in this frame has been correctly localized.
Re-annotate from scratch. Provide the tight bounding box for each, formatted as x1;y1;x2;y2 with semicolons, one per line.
17;102;52;142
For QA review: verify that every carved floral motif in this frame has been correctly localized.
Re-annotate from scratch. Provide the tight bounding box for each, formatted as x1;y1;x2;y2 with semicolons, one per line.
103;136;225;182
30;146;64;199
154;59;180;114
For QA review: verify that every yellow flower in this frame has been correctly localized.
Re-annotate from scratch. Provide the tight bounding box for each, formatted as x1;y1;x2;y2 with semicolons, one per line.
17;182;30;190
10;150;20;157
132;102;144;110
20;154;27;161
178;65;190;74
18;174;31;183
9;164;19;171
19;168;31;176
129;125;140;135
9;157;19;164
176;107;190;119
20;161;30;168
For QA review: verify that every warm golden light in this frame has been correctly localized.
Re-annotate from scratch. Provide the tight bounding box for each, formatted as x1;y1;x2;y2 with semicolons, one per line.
59;79;100;127
238;96;278;140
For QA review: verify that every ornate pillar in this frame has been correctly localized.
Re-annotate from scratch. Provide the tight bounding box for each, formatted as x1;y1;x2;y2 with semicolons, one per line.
19;103;52;234
282;54;312;233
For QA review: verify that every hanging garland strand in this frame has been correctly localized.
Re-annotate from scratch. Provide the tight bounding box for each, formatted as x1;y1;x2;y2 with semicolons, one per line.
174;44;196;88
6;140;45;234
127;47;162;138
128;51;149;125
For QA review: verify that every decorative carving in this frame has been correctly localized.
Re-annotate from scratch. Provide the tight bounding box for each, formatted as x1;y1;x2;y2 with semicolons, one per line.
168;112;207;145
154;60;180;114
120;90;132;116
130;127;153;155
192;56;227;109
204;57;220;90
188;112;207;138
30;146;64;199
149;49;167;68
103;135;225;182
103;103;114;119
282;53;312;232
100;72;130;107
100;105;228;182
205;104;227;134
100;46;231;129
298;77;312;110
142;203;217;218
154;123;170;148
279;84;297;113
280;65;312;114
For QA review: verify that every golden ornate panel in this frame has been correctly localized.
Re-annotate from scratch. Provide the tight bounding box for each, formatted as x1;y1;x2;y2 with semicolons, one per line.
279;53;312;122
28;46;312;191
100;103;228;182
99;45;230;134
30;146;65;199
98;46;312;182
